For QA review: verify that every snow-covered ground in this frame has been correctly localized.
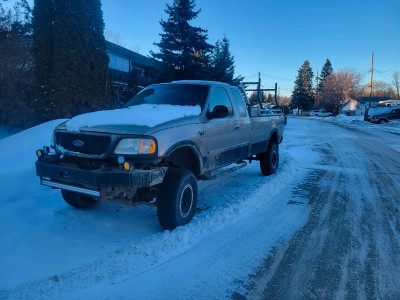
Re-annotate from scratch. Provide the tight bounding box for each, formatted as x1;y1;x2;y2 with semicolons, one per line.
0;126;22;140
0;119;321;298
306;113;400;134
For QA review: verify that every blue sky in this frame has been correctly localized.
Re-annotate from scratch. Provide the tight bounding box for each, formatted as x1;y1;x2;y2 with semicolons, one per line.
4;0;400;95
101;0;400;96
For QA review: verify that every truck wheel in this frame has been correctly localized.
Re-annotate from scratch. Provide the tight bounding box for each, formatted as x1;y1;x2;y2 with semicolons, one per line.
260;141;279;176
379;118;387;124
157;168;198;230
61;190;99;209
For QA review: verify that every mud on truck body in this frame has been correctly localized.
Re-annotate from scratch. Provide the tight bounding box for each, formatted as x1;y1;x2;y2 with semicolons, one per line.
36;80;285;230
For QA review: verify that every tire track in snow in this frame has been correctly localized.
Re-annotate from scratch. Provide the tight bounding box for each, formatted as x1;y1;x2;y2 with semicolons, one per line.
243;119;400;299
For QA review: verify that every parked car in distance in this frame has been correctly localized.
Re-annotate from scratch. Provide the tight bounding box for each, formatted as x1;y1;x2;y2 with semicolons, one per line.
310;109;333;117
368;107;400;124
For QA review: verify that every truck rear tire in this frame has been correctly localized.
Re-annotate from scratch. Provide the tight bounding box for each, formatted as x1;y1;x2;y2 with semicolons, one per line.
260;141;279;176
157;168;198;230
61;190;99;209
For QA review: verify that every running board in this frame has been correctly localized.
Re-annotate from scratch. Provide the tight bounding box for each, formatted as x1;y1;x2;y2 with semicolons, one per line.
202;162;247;180
41;179;100;197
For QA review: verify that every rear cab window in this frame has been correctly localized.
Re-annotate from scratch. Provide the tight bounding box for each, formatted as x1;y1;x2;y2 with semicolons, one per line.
230;88;247;117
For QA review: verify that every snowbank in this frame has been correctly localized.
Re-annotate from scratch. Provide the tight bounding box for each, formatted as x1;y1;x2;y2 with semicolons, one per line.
66;104;201;132
1;118;318;298
0;126;22;140
305;114;400;133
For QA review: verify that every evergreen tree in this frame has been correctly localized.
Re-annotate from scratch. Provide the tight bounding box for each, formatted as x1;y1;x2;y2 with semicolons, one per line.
32;0;55;120
32;0;113;120
0;1;36;128
152;0;213;81
318;59;333;92
210;36;235;82
291;60;314;111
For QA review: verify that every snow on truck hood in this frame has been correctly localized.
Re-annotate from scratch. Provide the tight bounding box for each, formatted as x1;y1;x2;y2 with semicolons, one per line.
66;104;201;132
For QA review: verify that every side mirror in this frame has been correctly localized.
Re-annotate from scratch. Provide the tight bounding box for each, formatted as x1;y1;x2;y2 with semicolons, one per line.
207;105;229;119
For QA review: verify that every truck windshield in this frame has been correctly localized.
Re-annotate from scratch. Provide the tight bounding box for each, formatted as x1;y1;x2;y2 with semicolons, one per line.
124;84;210;109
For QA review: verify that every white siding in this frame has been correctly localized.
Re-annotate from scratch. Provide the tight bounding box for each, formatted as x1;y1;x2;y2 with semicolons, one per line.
107;52;130;73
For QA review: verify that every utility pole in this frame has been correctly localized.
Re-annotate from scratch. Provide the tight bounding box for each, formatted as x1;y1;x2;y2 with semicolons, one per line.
315;70;319;107
258;72;261;105
369;51;374;108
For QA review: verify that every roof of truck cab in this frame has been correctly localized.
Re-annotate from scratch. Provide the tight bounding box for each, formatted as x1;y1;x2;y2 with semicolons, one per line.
170;80;234;88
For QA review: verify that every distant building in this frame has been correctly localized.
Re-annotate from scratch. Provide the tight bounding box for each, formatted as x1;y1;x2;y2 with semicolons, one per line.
105;41;158;89
355;96;391;115
343;96;392;116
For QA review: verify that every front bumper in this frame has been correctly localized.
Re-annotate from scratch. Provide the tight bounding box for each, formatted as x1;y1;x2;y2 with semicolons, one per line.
36;159;167;195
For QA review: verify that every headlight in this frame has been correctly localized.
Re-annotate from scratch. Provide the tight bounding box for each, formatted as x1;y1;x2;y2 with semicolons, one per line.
114;138;156;155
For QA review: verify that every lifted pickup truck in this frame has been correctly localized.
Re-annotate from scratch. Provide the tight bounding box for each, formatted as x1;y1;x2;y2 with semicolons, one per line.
36;80;284;230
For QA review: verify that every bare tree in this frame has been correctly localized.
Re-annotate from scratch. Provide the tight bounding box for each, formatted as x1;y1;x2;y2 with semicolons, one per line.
104;29;124;46
392;72;400;99
362;80;395;98
279;96;291;106
319;68;362;114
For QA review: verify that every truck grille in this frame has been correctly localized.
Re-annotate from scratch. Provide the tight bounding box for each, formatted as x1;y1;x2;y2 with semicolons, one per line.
55;132;111;156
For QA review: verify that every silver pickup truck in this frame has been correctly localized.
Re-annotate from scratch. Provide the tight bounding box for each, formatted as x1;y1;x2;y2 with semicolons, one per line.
36;80;284;230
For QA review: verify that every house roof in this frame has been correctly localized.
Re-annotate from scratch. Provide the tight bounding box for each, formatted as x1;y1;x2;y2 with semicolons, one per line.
357;96;391;103
105;41;158;69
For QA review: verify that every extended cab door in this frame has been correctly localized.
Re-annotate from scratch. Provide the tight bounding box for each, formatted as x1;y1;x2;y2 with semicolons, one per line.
204;87;240;169
230;87;251;159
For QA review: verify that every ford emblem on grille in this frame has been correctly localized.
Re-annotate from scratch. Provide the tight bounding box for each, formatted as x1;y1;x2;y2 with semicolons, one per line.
73;140;84;147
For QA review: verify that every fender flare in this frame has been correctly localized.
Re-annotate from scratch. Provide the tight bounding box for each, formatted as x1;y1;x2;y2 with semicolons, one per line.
163;141;204;175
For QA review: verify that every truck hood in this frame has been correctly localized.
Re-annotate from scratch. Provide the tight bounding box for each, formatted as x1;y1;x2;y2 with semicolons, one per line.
63;104;202;133
56;122;151;135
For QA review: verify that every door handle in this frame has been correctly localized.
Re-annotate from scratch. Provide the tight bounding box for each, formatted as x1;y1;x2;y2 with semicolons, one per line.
198;130;205;136
234;124;240;130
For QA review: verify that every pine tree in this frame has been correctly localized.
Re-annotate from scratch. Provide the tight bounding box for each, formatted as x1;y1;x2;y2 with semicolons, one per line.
210;36;235;82
318;59;333;92
32;0;55;120
291;60;314;111
152;0;213;81
32;0;113;120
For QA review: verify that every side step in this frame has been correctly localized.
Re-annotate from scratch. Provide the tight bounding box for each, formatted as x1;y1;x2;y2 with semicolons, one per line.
202;161;247;180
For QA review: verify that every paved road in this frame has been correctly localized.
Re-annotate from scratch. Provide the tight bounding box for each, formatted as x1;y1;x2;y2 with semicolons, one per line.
247;119;400;300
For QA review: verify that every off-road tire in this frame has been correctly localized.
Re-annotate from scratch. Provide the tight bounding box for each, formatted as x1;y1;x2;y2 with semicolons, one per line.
157;168;198;230
260;141;279;176
61;190;99;209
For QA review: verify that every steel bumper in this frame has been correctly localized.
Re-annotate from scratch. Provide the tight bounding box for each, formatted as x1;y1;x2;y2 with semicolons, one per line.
36;160;167;192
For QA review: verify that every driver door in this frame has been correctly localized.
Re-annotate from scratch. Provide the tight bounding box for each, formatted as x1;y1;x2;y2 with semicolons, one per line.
204;87;240;169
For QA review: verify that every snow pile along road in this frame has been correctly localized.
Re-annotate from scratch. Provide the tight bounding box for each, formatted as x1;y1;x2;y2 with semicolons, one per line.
306;114;400;133
0;119;319;299
66;104;201;131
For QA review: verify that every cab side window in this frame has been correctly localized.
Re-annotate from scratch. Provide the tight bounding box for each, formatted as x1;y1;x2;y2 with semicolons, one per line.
230;88;247;117
208;87;233;116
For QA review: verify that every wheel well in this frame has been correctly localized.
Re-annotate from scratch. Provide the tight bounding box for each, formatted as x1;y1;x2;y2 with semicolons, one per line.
166;146;201;176
269;131;279;147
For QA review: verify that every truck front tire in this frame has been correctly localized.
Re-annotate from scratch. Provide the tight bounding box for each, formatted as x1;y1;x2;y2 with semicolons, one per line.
260;141;279;176
157;168;198;230
61;190;99;209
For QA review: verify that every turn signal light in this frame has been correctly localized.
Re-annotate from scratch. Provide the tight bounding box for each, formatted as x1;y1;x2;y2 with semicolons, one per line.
123;161;132;171
36;150;43;158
